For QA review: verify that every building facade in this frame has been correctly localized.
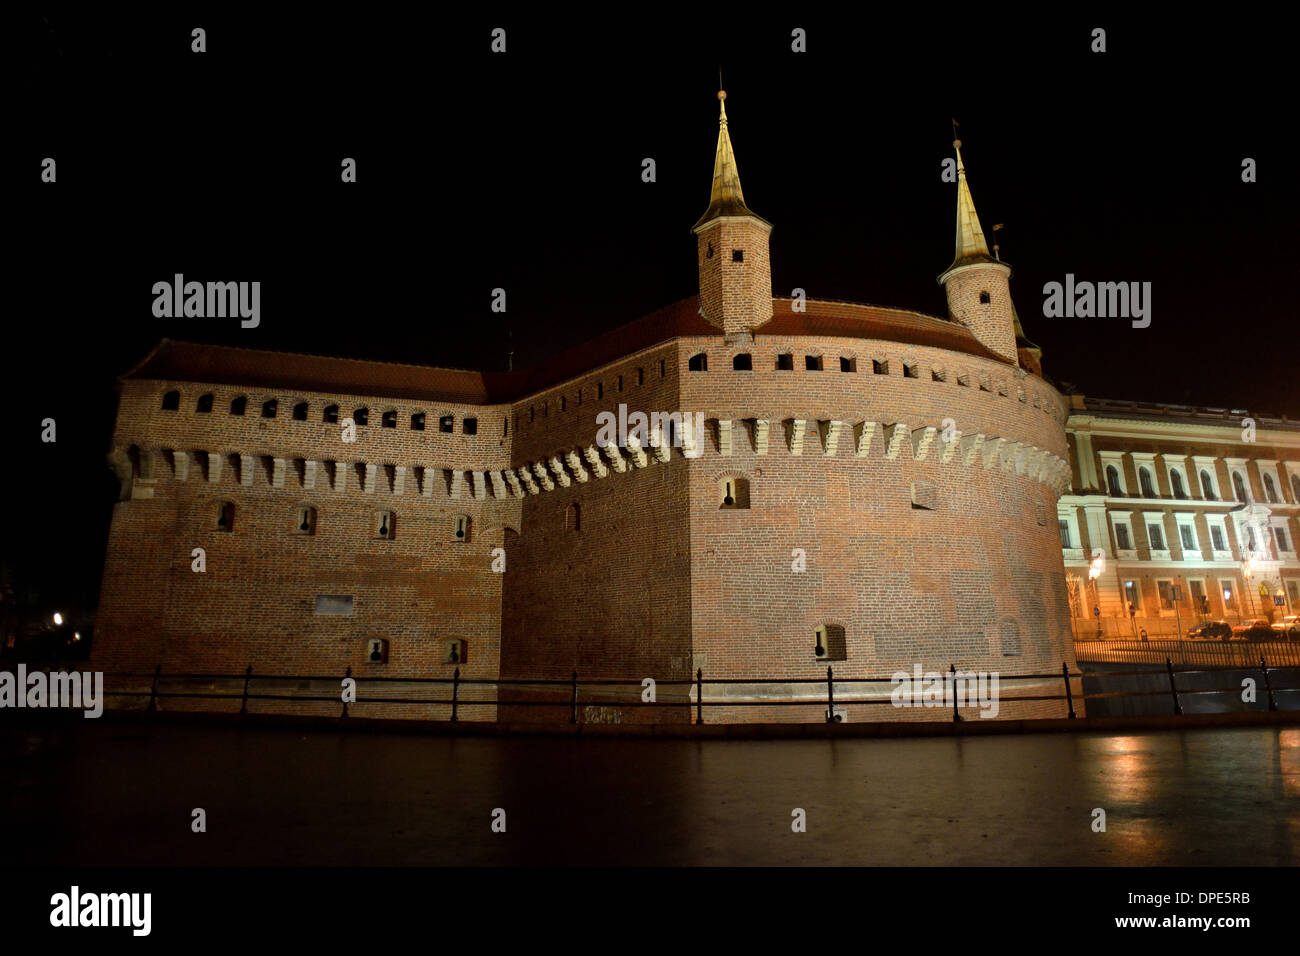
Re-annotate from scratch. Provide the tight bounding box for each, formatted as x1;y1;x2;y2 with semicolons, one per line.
1059;399;1300;639
93;91;1078;721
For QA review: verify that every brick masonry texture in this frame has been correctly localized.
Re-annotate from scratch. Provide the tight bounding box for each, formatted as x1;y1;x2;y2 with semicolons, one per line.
94;291;1077;723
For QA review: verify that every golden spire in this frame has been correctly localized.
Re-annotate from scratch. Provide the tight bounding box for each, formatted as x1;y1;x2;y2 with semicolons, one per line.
947;138;997;270
692;90;768;231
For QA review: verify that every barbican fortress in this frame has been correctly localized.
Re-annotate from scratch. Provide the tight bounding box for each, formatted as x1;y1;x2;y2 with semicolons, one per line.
94;90;1086;721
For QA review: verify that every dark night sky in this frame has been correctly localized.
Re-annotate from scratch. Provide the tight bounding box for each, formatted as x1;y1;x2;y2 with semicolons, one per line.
9;10;1296;615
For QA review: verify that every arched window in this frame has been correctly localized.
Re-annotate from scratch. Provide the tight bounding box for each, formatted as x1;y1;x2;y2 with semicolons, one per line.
353;407;369;427
215;501;235;532
292;402;309;421
565;501;581;531
261;399;278;418
322;404;339;424
732;354;752;371
229;396;247;416
719;476;751;509
381;410;397;429
1171;469;1187;499
161;390;180;411
688;353;708;372
1139;467;1155;498
1263;473;1278;503
1232;471;1248;502
1200;469;1216;500
196;393;214;413
1106;465;1123;496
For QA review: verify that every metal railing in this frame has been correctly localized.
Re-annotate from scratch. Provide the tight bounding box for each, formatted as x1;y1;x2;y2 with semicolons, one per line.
78;656;1300;725
1073;635;1300;668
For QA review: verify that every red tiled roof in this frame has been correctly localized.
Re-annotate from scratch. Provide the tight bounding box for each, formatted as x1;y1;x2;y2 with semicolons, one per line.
123;296;1013;404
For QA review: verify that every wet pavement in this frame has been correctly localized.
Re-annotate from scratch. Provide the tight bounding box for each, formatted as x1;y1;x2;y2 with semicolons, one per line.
4;721;1298;865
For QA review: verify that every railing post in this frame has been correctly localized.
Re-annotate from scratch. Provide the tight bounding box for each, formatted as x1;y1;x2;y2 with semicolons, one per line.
1062;662;1076;719
239;664;252;715
450;667;460;722
1260;656;1278;712
341;665;351;718
1165;657;1182;715
950;663;962;722
696;667;704;725
146;664;161;713
570;670;579;724
826;665;835;722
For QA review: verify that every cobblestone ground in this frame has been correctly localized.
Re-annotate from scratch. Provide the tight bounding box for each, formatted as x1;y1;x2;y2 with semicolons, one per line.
4;722;1298;865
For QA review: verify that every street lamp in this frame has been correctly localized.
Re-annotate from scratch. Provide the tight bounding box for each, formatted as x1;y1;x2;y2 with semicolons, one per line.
1087;552;1105;638
51;612;63;626
1242;556;1255;620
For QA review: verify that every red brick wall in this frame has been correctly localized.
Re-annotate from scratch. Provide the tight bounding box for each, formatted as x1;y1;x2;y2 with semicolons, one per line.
943;263;1017;363
695;218;774;335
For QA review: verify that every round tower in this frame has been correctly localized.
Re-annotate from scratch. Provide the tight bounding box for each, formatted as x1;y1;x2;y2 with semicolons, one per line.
938;139;1017;364
692;90;774;340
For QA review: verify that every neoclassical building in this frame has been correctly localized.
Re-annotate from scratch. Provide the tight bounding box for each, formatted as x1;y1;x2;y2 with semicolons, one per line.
1059;399;1300;638
94;91;1077;721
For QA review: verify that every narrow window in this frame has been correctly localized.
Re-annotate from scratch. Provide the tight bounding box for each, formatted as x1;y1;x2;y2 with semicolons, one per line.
1058;521;1072;548
1115;524;1132;550
292;402;309;421
560;395;567;411
1179;525;1195;550
411;412;426;431
688;353;708;372
463;418;478;435
161;390;180;411
529;407;535;423
440;415;454;433
1263;473;1278;503
733;353;753;371
381;410;397;429
215;501;235;532
1106;465;1122;496
1232;472;1248;502
1211;526;1226;551
596;383;604;398
719;476;751;509
295;506;317;535
566;501;581;531
196;393;214;413
452;514;470;542
374;511;395;539
637;368;645;386
323;404;339;424
776;353;794;370
1147;522;1165;550
1124;580;1142;611
261;399;278;419
659;359;666;377
1276;527;1290;552
805;355;823;371
1139;467;1156;498
353;407;369;427
1000;619;1022;656
814;624;847;661
617;375;624;393
230;396;247;416
1171;470;1186;499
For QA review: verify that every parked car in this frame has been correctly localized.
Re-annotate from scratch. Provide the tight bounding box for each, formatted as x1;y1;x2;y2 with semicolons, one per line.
1271;615;1300;641
1231;619;1274;642
1187;620;1233;641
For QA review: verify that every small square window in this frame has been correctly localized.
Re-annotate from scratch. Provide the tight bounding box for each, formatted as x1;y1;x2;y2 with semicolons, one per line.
840;357;856;373
805;355;823;371
732;249;744;262
776;353;794;370
463;417;478;435
440;415;455;433
411;413;426;431
979;291;991;305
